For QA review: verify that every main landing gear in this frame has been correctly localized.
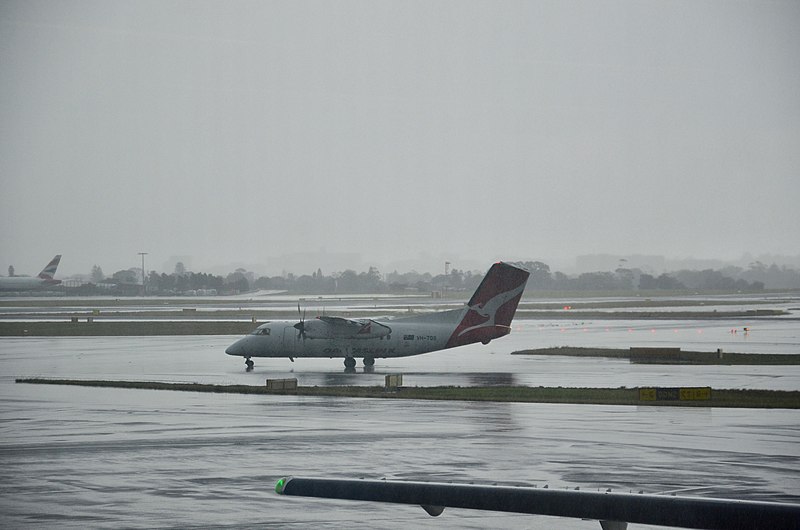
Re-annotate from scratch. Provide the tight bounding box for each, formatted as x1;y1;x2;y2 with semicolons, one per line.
245;357;254;371
343;357;375;369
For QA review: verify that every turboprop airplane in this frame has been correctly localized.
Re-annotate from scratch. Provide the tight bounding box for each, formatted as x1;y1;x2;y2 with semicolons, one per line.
226;262;530;371
0;255;62;291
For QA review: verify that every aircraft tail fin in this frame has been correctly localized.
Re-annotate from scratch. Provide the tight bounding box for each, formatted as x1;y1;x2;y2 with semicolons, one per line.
38;255;62;280
445;262;529;348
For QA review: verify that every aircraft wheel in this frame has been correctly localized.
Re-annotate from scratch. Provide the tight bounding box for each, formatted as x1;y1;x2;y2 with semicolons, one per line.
245;358;254;371
343;357;356;368
363;357;375;367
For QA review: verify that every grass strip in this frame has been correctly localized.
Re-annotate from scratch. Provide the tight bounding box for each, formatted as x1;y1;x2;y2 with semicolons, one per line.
513;347;800;365
15;378;800;409
0;321;255;336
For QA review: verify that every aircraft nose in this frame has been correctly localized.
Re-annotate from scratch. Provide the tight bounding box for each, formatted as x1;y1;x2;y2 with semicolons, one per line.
226;338;246;356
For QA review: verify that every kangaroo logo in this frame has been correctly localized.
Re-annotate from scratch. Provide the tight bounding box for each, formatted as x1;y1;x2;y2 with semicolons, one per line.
457;282;526;337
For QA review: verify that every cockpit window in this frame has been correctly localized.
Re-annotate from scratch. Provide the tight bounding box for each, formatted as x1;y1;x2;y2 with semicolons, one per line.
251;327;271;336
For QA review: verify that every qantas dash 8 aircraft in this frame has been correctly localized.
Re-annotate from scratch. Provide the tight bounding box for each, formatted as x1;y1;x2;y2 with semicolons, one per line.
0;255;62;291
226;262;530;370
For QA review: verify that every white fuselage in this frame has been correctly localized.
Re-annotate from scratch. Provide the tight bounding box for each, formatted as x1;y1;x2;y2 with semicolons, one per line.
226;309;468;360
0;276;60;291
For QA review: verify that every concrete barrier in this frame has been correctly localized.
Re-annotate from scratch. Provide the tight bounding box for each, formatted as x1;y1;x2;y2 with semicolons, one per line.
385;374;403;389
266;378;298;391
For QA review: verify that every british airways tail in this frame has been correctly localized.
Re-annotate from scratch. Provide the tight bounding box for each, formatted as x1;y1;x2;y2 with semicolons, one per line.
37;255;62;280
444;262;529;349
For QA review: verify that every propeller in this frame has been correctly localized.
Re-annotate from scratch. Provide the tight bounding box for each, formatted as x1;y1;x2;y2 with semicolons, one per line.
293;303;307;340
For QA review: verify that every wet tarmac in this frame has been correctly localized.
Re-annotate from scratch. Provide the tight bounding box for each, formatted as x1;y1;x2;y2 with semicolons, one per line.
3;316;799;390
1;312;799;528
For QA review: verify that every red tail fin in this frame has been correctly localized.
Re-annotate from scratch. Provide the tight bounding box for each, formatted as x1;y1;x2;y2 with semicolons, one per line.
445;262;529;348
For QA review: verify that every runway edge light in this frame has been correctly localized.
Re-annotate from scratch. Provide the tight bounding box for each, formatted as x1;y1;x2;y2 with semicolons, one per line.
276;477;291;494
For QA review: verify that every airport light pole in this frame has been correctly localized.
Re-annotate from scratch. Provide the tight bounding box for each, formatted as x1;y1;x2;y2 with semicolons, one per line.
444;261;450;298
138;252;148;296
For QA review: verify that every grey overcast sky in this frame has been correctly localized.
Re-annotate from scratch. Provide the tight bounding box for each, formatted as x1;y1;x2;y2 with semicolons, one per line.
1;0;799;277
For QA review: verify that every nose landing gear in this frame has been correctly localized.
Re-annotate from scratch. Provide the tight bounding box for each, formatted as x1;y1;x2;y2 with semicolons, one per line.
245;358;254;371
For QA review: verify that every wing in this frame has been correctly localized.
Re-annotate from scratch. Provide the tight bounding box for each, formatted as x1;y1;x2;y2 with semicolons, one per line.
276;477;800;530
316;316;359;327
306;317;391;339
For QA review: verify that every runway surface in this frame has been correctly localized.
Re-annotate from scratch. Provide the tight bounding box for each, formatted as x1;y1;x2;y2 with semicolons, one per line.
1;311;799;528
4;316;799;390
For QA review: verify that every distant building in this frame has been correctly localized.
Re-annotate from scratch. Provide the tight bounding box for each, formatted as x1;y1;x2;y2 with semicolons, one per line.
575;254;666;273
163;256;193;274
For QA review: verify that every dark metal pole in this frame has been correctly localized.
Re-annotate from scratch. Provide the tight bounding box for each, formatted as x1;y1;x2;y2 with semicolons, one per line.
138;252;148;296
276;477;800;530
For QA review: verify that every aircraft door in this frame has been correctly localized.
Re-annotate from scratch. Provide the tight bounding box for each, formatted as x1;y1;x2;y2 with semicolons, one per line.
282;326;298;355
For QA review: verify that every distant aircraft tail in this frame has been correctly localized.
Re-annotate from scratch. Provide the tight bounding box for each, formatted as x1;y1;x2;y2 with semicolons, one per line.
37;255;62;281
445;262;529;348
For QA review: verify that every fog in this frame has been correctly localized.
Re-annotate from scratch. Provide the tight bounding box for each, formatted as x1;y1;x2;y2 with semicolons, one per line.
2;1;799;277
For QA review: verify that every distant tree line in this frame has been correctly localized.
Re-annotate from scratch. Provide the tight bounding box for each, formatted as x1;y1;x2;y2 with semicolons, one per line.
65;259;799;296
72;262;240;296
253;266;487;294
518;261;771;292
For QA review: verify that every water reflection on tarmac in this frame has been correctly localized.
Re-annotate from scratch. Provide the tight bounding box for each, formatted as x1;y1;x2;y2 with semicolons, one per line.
1;316;799;529
3;317;798;390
